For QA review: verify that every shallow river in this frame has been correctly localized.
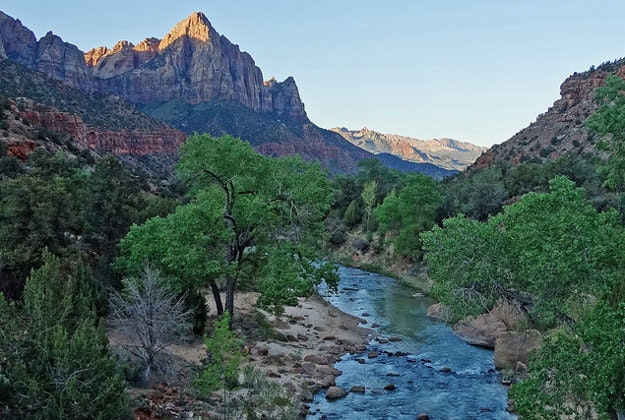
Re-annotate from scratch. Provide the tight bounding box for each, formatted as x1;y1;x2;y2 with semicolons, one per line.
307;265;516;420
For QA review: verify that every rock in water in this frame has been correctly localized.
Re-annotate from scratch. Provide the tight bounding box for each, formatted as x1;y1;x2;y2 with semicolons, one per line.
325;386;347;400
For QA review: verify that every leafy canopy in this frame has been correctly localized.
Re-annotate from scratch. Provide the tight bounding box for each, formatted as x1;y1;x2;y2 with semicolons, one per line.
119;134;338;318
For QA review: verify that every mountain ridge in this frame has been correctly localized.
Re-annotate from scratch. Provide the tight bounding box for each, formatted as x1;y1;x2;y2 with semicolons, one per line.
470;59;625;170
331;127;485;171
0;10;458;175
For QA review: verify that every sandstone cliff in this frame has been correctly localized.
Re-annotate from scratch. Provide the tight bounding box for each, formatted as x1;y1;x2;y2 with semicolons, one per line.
470;61;625;170
0;11;306;120
0;10;448;175
0;59;187;173
331;127;485;171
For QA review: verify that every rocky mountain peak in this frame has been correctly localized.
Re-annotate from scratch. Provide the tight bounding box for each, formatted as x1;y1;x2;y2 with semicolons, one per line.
159;11;214;50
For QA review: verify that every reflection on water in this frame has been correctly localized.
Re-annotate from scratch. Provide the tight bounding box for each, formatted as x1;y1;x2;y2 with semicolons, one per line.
308;266;516;420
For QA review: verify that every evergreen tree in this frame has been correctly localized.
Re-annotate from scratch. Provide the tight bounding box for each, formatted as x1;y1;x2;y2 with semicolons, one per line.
0;253;129;419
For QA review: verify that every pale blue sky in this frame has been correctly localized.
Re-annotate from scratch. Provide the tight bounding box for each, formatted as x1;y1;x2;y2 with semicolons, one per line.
3;1;625;146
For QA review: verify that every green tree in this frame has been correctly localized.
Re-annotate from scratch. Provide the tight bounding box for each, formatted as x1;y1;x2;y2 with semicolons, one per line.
375;173;443;260
422;176;621;326
82;156;145;285
361;179;377;232
511;299;625;419
117;192;227;328
586;74;625;199
121;134;338;321
0;253;129;419
343;199;361;228
0;159;84;298
193;312;243;394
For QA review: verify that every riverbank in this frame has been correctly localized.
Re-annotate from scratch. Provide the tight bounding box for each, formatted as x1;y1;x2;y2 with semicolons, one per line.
248;294;373;402
127;291;373;418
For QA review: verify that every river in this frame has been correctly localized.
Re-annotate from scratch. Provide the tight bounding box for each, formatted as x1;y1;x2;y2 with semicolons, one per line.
307;265;516;420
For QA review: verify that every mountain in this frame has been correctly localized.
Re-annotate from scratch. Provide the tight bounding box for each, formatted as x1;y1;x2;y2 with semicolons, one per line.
0;10;453;176
0;59;187;173
470;60;625;170
331;127;485;171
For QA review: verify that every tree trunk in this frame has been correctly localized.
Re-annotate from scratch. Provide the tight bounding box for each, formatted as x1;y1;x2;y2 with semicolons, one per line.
225;275;235;324
209;280;223;316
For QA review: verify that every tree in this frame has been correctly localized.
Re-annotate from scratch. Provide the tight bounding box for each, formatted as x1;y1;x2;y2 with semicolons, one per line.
586;74;625;198
0;157;84;298
361;180;377;232
82;156;146;285
0;252;129;419
375;173;443;260
422;176;622;326
109;266;191;384
193;312;243;395
343;199;361;228
121;134;338;321
117;192;228;329
511;299;625;418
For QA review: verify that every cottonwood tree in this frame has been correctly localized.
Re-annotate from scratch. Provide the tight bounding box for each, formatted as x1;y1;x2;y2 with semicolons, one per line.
109;266;191;383
119;134;338;322
422;176;622;326
374;172;443;260
587;74;625;198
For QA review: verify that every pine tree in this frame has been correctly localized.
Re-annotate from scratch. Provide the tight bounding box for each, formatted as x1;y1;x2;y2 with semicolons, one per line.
0;252;130;419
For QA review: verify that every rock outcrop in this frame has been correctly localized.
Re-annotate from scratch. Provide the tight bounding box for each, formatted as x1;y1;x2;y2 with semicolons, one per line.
470;60;625;170
494;330;541;370
0;11;306;120
17;99;186;156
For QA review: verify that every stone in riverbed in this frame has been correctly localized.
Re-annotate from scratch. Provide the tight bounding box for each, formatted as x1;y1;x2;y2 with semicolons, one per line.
350;385;366;393
494;329;541;369
367;351;379;358
318;366;342;377
320;375;336;387
303;354;329;365
417;414;430;420
426;303;450;321
384;383;396;391
389;336;402;342
325;386;348;400
453;313;507;348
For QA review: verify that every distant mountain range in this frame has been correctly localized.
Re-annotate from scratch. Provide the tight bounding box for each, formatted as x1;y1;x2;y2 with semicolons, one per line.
0;10;467;177
331;127;486;172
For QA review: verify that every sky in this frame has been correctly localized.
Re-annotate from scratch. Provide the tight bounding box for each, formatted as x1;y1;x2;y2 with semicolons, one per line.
3;1;625;147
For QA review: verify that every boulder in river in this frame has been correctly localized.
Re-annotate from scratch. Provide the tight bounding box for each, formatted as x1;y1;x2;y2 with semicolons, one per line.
494;329;541;369
325;386;348;400
453;313;508;348
425;303;450;321
384;383;396;391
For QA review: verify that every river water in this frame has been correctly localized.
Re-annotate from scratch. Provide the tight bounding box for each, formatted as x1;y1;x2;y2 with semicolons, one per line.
307;265;516;420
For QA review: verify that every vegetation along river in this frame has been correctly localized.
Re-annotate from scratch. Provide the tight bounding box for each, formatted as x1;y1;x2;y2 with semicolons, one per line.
308;265;515;419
